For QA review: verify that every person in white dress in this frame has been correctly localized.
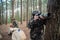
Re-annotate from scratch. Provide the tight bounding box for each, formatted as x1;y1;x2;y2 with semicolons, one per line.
12;28;26;40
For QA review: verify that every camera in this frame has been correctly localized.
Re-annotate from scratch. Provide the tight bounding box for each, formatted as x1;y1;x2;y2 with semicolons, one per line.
36;13;51;20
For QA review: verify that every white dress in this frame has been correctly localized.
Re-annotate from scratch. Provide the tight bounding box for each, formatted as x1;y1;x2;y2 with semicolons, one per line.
12;29;26;40
8;27;18;34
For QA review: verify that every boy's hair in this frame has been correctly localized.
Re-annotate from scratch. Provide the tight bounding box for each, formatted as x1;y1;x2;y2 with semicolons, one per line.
10;24;14;27
32;11;41;16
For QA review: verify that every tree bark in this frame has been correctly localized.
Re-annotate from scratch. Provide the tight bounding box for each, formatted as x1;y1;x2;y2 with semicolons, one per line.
20;0;22;24
39;0;41;12
26;0;28;24
2;0;4;24
6;0;8;24
45;0;60;40
0;0;3;24
0;0;2;25
12;0;14;18
0;9;1;25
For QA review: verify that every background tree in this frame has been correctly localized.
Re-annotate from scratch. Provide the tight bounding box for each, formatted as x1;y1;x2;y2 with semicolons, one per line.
26;0;28;24
20;0;22;24
39;0;41;11
0;0;2;24
12;0;14;18
6;0;8;24
0;0;3;24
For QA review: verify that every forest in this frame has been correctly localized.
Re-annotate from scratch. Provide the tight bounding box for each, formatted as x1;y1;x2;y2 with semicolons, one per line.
0;0;60;40
0;0;47;24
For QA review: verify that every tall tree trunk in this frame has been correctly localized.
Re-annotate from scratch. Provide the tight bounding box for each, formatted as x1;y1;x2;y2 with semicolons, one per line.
33;0;34;10
12;0;14;18
31;0;33;17
0;0;3;24
36;0;37;10
2;0;4;24
0;10;2;25
6;0;8;24
0;0;2;25
26;0;28;24
45;0;60;40
39;0;41;12
0;10;1;24
20;0;22;24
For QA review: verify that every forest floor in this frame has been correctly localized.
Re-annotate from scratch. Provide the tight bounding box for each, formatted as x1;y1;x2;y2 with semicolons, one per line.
0;21;30;40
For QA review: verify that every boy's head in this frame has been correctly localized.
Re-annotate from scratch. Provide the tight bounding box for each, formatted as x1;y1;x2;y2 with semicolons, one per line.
10;24;14;28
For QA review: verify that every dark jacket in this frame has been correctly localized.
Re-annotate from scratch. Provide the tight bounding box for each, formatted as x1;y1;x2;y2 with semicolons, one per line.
27;19;45;40
12;20;18;28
